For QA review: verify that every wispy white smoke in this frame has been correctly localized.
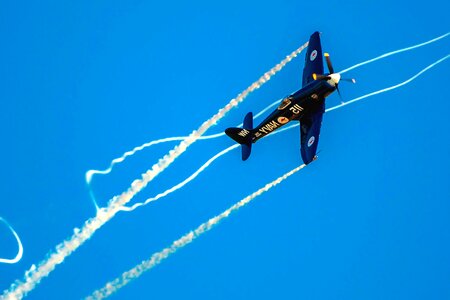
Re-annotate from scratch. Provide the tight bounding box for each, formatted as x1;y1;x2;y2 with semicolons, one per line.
2;32;448;299
339;32;449;74
87;99;281;210
273;54;450;135
86;164;307;300
0;217;23;265
86;31;450;205
1;41;309;300
85;53;450;299
119;144;239;212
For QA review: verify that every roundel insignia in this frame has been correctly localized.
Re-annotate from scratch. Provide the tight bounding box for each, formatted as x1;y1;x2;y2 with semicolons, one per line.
310;50;317;61
277;116;289;124
307;136;315;147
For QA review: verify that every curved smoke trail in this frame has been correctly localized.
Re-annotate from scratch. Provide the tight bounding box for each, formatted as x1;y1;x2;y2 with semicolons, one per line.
87;100;281;210
118;53;449;214
86;54;449;299
86;97;280;187
0;217;23;265
338;32;449;74
1;41;309;300
86;31;449;207
85;31;449;213
3;33;448;299
86;163;308;300
119;144;239;212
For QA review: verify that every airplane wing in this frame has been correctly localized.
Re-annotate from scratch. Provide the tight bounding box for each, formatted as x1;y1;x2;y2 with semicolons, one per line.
302;31;324;87
300;101;324;164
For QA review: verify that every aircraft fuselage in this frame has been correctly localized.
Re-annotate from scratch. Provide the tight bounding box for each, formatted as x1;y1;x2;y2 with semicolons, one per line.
252;79;336;142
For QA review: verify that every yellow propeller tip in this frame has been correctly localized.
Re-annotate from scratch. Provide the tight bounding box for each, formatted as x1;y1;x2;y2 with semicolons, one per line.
324;53;330;57
312;73;317;80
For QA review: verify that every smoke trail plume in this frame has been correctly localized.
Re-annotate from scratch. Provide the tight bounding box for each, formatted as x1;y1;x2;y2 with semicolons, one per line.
273;54;450;135
4;32;448;299
85;54;450;299
1;41;309;300
120;144;239;212
86;164;307;300
339;32;449;74
87;99;281;210
84;39;309;186
86;31;449;200
108;54;450;216
0;217;23;265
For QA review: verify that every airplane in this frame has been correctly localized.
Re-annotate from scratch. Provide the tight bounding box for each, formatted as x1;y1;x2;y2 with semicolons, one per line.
225;31;355;164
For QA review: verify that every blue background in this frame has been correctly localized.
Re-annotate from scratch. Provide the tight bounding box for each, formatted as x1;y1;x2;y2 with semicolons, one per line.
1;0;449;299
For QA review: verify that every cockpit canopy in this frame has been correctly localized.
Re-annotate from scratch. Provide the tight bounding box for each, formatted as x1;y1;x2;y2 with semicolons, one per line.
278;97;292;110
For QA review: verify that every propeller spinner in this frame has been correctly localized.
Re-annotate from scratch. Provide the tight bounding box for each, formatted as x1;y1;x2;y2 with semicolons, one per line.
312;52;355;102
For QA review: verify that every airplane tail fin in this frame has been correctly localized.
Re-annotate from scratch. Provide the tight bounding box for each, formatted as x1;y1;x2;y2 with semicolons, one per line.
225;112;253;161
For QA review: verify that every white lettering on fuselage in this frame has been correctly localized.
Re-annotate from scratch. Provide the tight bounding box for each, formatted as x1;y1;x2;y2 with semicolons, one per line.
238;129;250;137
259;120;279;134
289;104;304;115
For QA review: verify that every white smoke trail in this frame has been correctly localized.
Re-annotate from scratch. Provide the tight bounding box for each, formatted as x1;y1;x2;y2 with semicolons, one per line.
84;40;308;186
272;54;450;135
1;41;309;300
113;54;450;214
119;144;239;212
87;99;281;210
86;163;307;300
339;32;449;74
86;30;449;212
86;31;449;200
4;34;448;299
0;217;23;265
84;53;450;299
329;54;449;112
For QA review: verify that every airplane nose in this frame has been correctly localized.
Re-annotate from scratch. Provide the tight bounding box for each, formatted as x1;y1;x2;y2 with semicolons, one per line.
329;73;341;85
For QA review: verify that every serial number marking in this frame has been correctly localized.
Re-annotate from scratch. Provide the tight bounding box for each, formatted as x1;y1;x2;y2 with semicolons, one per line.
289;104;304;115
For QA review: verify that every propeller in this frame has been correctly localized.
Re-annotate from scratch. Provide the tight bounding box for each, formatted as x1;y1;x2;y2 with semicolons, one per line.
312;52;356;102
324;53;334;74
340;78;357;83
312;73;330;81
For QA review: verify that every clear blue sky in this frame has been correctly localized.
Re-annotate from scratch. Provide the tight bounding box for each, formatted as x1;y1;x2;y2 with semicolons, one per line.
1;0;449;299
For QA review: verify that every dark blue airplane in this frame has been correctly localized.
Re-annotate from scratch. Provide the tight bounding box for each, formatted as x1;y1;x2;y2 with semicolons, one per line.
225;31;355;164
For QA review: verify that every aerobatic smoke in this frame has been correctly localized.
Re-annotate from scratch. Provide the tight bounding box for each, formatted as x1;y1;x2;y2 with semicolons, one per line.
338;32;449;74
86;164;307;300
118;53;450;213
329;54;450;112
86;31;450;212
2;32;448;300
84;40;309;186
87;100;281;210
0;217;23;265
85;53;450;299
119;144;239;212
87;31;449;205
1;41;309;300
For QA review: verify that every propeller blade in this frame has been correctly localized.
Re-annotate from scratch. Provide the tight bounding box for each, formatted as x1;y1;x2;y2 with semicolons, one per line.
336;84;344;103
324;53;334;74
341;78;356;83
312;73;331;81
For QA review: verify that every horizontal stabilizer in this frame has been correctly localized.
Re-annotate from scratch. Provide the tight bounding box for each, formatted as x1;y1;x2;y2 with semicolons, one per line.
225;127;251;145
225;112;254;160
